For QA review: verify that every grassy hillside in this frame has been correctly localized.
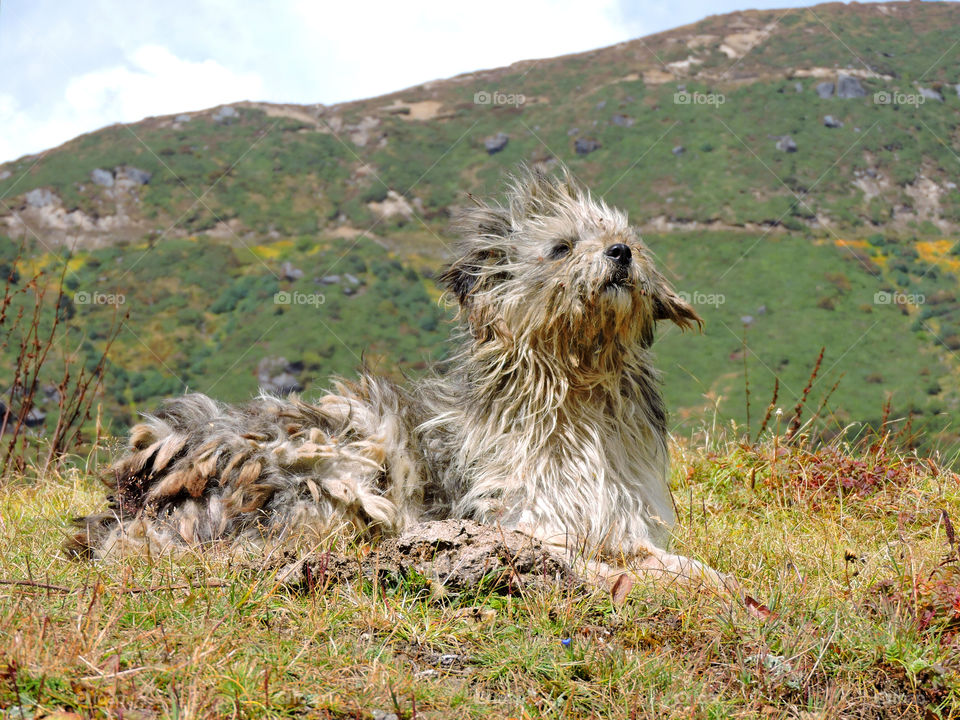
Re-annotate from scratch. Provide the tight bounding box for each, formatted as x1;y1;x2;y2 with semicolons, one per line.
1;0;959;450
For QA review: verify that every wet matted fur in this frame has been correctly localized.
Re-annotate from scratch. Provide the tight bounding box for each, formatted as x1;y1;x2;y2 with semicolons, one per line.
69;166;718;584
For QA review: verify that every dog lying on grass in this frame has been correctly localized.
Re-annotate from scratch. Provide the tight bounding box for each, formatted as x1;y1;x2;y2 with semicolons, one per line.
70;165;722;587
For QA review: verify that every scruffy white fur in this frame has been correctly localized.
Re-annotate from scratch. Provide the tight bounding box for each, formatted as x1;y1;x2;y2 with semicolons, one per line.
70;166;717;585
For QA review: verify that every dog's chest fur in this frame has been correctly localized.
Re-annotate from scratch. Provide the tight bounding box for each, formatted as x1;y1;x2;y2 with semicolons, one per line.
418;352;676;556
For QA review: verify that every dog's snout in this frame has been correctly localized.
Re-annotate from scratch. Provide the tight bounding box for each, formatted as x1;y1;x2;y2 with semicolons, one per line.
604;243;632;265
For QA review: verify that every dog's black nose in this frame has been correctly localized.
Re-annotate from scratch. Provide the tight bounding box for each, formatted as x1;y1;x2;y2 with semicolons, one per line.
605;243;632;265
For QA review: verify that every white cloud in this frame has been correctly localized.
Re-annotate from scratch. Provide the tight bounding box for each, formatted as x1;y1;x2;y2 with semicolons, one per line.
1;45;264;162
291;0;635;103
64;45;264;120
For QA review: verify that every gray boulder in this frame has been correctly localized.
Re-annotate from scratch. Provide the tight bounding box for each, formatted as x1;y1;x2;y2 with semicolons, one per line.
24;407;46;427
919;87;944;102
281;261;304;281
776;135;797;153
90;168;114;187
816;82;834;99
794;81;804;93
483;133;509;155
567;127;579;136
611;114;634;127
117;166;152;185
320;275;341;285
256;357;303;395
956;84;960;99
595;100;607;110
823;115;843;128
25;188;56;207
672;145;685;156
268;373;303;395
574;138;601;155
836;74;866;99
174;114;192;123
214;106;238;123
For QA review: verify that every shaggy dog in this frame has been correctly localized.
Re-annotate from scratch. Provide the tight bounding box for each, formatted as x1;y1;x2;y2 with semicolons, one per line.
70;166;719;585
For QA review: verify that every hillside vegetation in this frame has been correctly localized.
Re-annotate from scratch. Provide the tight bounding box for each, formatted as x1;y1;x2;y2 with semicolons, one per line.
0;1;959;447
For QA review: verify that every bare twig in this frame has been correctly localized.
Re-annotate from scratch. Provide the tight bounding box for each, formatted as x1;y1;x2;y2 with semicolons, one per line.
0;579;227;594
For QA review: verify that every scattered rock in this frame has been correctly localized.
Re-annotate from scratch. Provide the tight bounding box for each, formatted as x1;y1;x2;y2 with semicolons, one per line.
741;315;754;325
816;82;834;99
24;407;46;427
595;100;607;110
919;87;944;102
270;373;303;394
483;132;509;155
90;168;114;187
794;81;804;93
296;520;577;593
368;190;414;220
320;275;341;285
672;145;685;156
611;114;634;127
574;138;602;155
823;115;844;128
281;261;304;281
25;188;57;207
836;74;866;99
116;166;152;185
343;286;356;296
344;273;360;285
0;170;10;181
371;712;399;720
42;384;61;403
775;135;797;153
174;114;192;123
567;127;580;136
956;84;960;99
213;106;238;123
256;357;303;395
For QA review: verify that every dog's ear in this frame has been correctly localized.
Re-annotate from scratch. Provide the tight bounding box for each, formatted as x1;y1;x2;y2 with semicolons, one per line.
653;287;703;331
442;204;512;307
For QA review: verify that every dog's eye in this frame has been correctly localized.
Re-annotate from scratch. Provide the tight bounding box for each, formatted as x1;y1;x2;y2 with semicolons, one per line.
549;242;572;259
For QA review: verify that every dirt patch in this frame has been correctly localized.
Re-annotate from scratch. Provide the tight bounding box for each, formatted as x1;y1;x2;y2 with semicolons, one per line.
380;100;446;121
293;519;578;594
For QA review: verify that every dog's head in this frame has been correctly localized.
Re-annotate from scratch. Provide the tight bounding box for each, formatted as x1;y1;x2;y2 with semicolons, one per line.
441;166;701;359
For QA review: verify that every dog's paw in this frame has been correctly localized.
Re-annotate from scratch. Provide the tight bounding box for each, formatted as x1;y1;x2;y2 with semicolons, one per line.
636;550;740;594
